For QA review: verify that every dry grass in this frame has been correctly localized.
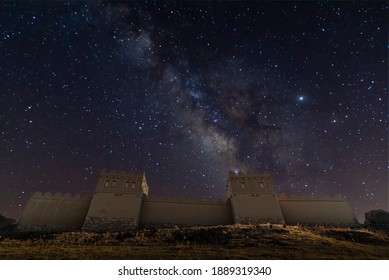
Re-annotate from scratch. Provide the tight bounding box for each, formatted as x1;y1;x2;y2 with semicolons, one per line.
0;225;388;259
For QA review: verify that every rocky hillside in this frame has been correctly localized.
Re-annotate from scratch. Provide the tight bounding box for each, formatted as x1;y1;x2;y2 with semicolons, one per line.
0;224;388;259
0;214;17;229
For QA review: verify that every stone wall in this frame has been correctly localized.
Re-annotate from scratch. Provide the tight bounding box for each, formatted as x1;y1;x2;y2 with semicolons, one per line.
82;216;137;232
231;194;285;224
82;193;143;231
17;171;360;232
15;224;83;233
140;197;232;227
278;194;358;225
18;192;92;229
227;171;285;225
227;171;274;196
94;169;148;196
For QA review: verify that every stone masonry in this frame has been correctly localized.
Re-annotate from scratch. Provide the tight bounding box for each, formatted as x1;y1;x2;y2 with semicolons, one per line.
18;169;358;232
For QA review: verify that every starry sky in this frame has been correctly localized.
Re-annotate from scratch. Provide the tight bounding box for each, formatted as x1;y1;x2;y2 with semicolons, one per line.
0;1;388;222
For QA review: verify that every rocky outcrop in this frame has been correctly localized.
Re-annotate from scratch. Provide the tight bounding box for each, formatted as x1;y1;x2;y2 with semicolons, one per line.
0;214;17;228
365;209;389;230
82;216;138;232
0;214;17;235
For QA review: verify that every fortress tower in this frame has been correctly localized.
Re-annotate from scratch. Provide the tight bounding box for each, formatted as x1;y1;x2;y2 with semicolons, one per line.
82;169;148;232
227;171;285;224
18;168;357;232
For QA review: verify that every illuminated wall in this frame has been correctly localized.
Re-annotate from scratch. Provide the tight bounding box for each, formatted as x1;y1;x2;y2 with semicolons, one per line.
278;194;358;224
18;170;358;232
82;170;148;231
19;192;91;228
140;197;232;226
228;171;285;224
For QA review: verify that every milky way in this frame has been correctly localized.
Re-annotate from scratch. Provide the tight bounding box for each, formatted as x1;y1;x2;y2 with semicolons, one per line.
0;1;387;221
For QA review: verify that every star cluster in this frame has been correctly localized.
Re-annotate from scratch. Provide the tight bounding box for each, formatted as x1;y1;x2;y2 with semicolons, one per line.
0;1;387;222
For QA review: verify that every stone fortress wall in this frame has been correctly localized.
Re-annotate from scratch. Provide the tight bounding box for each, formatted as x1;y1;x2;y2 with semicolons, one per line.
81;171;148;232
228;171;285;224
18;192;92;231
278;194;357;224
140;197;233;227
18;169;358;232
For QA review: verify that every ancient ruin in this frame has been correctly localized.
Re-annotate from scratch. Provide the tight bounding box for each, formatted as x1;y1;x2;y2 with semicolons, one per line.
18;170;358;232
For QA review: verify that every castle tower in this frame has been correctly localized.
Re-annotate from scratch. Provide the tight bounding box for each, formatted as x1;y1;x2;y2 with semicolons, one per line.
227;171;285;224
82;169;148;232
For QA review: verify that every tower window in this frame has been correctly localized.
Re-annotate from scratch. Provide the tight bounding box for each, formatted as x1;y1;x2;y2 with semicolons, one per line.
125;181;129;188
104;180;109;187
132;182;136;188
112;180;116;187
259;182;265;189
241;182;245;188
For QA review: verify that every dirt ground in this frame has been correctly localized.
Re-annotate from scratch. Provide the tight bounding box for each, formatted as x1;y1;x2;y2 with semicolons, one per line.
0;224;388;259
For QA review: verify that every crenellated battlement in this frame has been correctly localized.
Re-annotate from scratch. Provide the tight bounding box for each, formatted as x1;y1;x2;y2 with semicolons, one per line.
227;170;274;197
19;168;358;232
19;192;92;229
30;192;92;201
94;169;148;196
227;170;284;224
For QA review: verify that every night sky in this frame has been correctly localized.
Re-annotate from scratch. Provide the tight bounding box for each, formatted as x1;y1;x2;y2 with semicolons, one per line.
0;1;388;222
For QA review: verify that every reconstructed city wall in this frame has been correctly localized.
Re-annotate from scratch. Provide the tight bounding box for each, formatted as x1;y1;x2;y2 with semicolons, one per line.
82;193;143;232
18;170;359;232
278;194;358;225
82;170;148;232
18;192;92;230
231;194;285;224
140;197;232;227
227;171;285;224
